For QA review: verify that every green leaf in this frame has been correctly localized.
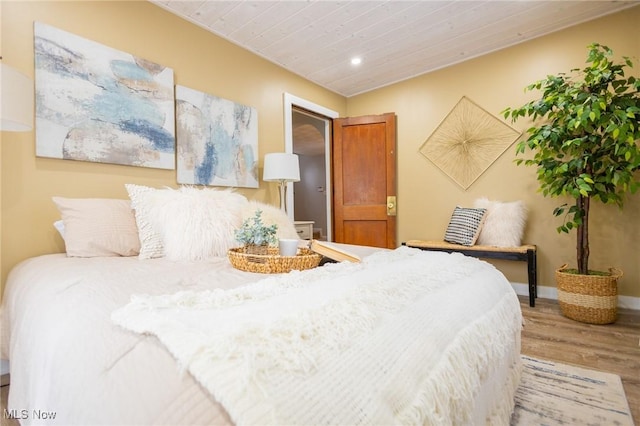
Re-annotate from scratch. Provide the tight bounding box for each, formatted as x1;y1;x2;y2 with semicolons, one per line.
502;42;640;267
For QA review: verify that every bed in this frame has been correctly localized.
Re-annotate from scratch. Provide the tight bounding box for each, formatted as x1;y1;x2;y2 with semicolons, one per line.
1;186;523;426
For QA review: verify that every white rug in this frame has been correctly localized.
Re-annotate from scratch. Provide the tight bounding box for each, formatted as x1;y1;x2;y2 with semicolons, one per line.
511;355;634;425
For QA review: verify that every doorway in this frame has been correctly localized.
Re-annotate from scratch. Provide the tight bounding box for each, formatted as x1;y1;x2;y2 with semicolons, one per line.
292;109;329;240
283;94;397;248
283;93;338;241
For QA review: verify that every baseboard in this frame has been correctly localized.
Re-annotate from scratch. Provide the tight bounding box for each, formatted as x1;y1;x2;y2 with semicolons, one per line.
511;282;640;310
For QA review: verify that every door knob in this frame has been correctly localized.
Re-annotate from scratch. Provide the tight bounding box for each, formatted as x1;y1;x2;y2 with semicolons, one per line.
386;196;397;216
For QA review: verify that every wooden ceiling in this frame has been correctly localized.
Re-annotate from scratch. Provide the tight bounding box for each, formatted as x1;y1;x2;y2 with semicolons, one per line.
151;0;638;97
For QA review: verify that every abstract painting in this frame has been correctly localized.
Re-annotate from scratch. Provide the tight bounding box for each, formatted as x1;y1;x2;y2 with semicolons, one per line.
176;85;258;188
419;96;521;190
34;22;175;169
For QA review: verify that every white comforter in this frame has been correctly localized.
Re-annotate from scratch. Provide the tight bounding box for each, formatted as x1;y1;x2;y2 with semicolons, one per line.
1;247;522;426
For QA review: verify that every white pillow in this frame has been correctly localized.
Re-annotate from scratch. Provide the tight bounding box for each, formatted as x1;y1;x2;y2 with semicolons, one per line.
240;201;300;241
52;197;140;257
53;220;65;239
473;197;527;247
126;184;248;261
125;184;171;259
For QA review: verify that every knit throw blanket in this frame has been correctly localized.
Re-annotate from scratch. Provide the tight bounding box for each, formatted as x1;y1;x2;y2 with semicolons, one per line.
112;247;522;425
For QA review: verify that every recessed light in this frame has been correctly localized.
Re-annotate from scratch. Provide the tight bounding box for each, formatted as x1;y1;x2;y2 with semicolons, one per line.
351;57;362;66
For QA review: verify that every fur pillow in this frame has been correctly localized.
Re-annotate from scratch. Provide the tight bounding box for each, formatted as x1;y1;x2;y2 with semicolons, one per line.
52;197;140;257
240;201;300;241
473;198;527;247
126;184;248;260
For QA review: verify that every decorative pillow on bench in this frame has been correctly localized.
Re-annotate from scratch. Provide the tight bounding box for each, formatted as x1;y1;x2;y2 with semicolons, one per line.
443;206;487;246
473;197;527;247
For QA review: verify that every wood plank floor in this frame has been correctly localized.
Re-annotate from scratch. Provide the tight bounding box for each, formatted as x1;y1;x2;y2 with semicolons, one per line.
1;296;638;425
519;296;640;423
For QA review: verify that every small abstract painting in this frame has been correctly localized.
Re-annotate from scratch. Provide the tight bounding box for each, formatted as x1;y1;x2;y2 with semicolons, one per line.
176;85;258;188
419;96;521;190
34;22;175;169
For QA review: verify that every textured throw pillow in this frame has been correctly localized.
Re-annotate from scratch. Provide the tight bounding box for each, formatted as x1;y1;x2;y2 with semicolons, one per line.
52;197;140;257
443;206;487;246
126;184;248;261
473;198;527;247
155;186;247;261
125;184;171;259
240;200;300;241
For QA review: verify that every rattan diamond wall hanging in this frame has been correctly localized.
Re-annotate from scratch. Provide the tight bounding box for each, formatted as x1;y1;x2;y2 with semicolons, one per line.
419;96;521;190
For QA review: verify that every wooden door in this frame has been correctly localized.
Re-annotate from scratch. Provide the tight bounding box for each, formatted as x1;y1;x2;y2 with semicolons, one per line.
332;113;397;248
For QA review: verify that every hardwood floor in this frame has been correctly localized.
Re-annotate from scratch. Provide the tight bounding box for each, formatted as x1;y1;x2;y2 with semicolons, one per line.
520;296;640;423
0;382;16;426
1;296;638;425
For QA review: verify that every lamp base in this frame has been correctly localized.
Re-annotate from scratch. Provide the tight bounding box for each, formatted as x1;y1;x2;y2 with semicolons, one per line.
278;181;288;213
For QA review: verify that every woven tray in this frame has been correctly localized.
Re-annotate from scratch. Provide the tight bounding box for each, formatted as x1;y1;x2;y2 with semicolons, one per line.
228;246;321;274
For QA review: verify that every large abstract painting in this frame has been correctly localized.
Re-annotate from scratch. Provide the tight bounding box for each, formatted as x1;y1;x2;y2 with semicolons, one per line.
419;96;521;190
34;22;175;169
176;85;258;188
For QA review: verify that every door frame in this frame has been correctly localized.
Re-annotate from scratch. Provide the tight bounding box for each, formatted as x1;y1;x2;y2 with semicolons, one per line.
283;93;339;240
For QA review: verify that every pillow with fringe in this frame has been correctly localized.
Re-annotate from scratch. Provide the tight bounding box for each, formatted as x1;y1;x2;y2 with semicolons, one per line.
473;197;527;247
52;197;140;257
240;200;300;241
125;184;172;259
126;184;248;260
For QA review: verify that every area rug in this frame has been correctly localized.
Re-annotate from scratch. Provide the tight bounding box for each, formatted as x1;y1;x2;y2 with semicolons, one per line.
511;355;634;425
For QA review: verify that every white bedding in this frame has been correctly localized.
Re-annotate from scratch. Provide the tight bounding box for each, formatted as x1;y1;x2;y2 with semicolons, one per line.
1;246;522;426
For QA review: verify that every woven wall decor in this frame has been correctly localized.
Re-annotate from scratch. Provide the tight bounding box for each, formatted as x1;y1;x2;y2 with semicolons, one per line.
419;96;521;190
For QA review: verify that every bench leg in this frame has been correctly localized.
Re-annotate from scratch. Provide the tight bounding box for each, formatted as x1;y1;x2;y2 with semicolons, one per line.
527;249;537;307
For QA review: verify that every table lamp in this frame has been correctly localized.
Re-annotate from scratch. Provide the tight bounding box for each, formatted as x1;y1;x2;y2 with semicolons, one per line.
263;152;300;213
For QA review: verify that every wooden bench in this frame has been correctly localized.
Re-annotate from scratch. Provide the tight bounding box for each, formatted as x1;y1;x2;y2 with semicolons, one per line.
403;240;537;307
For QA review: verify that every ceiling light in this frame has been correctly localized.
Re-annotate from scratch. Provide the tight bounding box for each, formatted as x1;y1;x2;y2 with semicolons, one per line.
350;57;361;66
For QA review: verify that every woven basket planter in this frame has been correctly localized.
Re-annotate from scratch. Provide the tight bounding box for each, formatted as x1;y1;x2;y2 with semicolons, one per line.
556;264;622;325
244;244;269;256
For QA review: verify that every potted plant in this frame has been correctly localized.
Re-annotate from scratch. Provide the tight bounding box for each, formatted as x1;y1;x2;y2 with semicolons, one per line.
234;209;278;255
502;43;640;324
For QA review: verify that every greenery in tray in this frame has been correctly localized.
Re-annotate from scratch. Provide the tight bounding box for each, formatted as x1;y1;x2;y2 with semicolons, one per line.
234;209;278;247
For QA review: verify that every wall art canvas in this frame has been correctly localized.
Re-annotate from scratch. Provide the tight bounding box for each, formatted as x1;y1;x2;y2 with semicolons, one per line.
419;96;521;190
34;22;175;169
176;85;258;188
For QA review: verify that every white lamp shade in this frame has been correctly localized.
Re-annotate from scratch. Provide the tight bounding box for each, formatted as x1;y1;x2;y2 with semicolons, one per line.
1;63;34;132
263;153;300;182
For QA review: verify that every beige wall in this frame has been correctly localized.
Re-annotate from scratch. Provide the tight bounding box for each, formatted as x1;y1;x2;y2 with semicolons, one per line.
1;2;639;299
0;0;346;294
347;7;640;298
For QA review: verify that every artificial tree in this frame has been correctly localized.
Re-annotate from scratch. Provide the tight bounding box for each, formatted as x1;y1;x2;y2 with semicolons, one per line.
503;43;640;276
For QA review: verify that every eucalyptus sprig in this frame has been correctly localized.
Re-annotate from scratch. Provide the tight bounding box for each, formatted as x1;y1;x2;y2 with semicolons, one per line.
234;209;278;246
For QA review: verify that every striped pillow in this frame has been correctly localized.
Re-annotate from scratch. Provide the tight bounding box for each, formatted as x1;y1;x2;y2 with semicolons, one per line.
443;206;487;246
